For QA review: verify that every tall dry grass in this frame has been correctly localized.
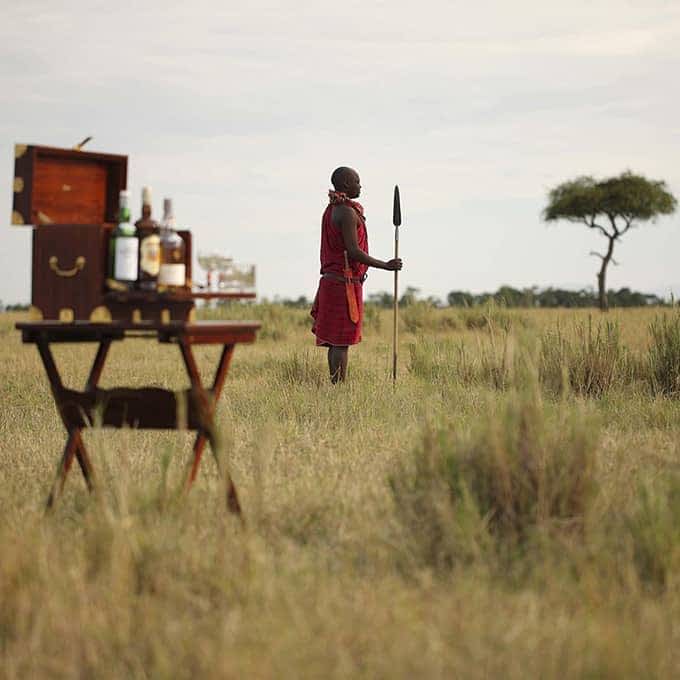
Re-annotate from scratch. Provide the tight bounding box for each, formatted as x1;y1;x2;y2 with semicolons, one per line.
648;311;680;396
390;382;599;570
1;306;680;678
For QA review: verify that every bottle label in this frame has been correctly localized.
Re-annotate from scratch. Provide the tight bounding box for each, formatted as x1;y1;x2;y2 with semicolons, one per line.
140;234;161;276
114;236;139;281
159;263;186;286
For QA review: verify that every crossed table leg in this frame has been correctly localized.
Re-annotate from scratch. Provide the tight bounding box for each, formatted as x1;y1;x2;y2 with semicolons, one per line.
178;339;241;514
37;336;241;515
38;337;110;508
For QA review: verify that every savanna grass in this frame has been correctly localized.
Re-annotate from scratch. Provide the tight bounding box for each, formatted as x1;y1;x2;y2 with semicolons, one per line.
390;382;599;570
625;472;680;589
648;310;680;396
539;317;632;397
408;330;518;389
2;306;680;678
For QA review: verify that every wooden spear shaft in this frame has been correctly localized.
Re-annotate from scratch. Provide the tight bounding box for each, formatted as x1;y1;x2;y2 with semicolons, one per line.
392;185;401;385
392;224;399;384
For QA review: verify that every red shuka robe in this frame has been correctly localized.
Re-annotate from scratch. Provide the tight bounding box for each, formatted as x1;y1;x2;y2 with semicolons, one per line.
311;193;369;347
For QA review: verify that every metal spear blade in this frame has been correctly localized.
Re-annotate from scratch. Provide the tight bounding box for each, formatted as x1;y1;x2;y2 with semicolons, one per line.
393;185;402;227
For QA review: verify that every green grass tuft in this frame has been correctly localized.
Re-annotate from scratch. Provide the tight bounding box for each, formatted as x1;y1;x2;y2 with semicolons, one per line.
390;384;599;569
648;311;680;396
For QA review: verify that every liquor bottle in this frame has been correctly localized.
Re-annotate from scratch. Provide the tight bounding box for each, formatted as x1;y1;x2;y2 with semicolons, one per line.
108;190;139;288
135;186;161;291
158;198;186;289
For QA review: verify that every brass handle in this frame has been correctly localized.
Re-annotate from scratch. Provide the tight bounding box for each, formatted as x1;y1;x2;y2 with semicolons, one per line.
49;255;86;277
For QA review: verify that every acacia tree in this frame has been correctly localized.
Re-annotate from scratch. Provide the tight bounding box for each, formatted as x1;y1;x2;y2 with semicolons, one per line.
543;172;676;310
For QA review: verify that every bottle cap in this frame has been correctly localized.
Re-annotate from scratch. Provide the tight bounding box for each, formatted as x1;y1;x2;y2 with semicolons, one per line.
142;186;152;206
163;198;175;224
119;189;130;207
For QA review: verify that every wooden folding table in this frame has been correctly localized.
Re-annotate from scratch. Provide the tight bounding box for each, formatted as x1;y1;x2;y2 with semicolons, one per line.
16;320;261;515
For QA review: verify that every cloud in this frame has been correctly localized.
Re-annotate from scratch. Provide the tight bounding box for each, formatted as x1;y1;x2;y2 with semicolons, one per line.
1;0;679;304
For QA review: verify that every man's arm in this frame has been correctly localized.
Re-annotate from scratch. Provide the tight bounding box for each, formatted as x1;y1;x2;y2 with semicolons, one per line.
332;205;402;271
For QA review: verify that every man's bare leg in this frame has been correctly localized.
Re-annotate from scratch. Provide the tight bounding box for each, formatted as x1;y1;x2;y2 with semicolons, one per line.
328;346;348;383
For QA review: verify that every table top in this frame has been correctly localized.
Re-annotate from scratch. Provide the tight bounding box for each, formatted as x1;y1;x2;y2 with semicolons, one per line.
16;320;262;345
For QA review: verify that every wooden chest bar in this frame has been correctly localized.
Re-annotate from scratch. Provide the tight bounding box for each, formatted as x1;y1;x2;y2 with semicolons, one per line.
12;144;127;227
11;143;196;322
31;224;109;321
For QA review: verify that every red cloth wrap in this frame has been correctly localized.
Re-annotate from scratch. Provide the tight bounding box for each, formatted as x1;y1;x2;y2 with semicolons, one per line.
311;193;369;347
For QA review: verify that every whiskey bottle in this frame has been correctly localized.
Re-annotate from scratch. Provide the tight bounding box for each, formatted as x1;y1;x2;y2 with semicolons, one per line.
158;198;186;289
135;186;161;291
109;190;139;288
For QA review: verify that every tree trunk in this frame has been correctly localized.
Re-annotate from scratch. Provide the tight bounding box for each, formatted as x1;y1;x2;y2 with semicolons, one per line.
597;236;616;312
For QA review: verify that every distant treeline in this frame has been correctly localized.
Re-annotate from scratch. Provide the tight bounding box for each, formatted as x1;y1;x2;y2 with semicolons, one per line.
366;285;667;309
254;285;669;309
2;286;667;313
262;286;667;309
443;286;666;309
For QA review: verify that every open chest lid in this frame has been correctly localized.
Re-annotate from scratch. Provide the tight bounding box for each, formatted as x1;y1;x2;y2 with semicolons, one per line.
11;144;127;227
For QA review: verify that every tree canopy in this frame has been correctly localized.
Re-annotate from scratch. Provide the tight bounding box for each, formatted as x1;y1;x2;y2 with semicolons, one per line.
544;172;676;229
543;171;677;310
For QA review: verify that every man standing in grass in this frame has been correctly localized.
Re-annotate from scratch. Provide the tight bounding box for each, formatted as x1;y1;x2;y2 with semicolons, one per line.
311;167;403;383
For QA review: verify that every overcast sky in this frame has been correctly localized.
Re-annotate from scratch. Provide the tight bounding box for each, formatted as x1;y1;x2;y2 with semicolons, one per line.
2;0;679;304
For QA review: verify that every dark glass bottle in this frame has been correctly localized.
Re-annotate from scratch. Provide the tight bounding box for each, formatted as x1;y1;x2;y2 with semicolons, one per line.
158;198;186;289
135;186;161;291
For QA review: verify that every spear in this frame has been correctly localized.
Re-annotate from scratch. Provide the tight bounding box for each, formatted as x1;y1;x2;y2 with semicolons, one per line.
392;185;401;384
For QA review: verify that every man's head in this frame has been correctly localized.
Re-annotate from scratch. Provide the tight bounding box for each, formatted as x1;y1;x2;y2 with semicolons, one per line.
331;166;361;199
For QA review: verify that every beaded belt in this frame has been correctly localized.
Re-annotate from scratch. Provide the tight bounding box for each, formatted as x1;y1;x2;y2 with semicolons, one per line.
321;272;367;285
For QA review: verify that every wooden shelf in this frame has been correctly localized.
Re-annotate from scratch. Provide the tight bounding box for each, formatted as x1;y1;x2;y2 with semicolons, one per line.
16;320;262;344
103;289;256;302
57;386;207;430
191;290;257;300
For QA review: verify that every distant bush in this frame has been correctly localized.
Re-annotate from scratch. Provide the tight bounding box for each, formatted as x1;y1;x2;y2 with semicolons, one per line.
458;303;528;333
400;302;458;334
399;300;529;335
200;302;310;341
